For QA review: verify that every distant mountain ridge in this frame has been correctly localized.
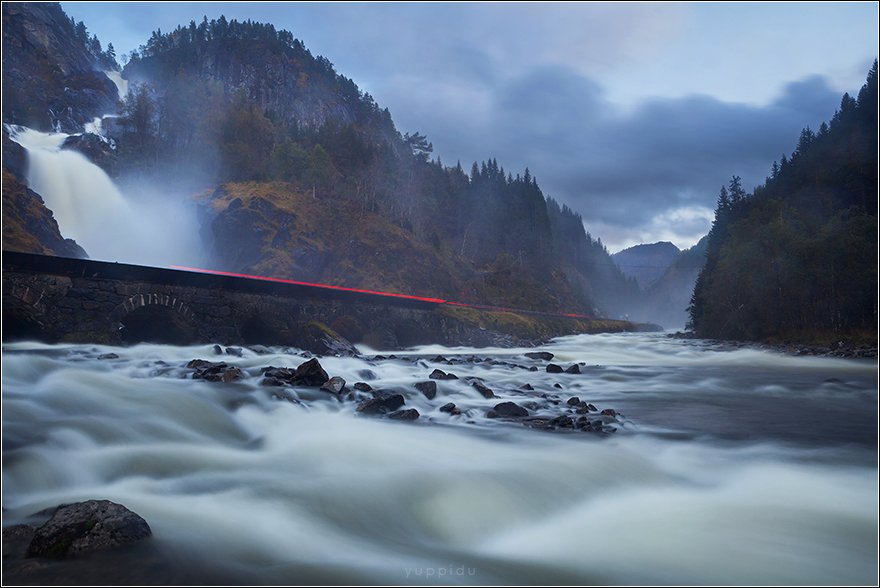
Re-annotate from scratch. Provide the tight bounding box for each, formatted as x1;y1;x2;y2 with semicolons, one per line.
612;241;680;289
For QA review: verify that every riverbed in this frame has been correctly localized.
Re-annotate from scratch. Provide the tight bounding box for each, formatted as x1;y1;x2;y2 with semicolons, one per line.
2;332;877;585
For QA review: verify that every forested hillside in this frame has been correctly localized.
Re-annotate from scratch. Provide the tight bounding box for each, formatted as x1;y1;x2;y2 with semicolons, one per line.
688;61;877;342
112;17;638;315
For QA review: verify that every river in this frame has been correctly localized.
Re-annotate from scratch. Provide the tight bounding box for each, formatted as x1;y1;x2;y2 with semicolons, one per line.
2;332;877;585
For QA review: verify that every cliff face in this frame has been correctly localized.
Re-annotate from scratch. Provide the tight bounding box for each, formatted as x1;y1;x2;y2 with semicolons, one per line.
2;2;117;132
2;170;87;258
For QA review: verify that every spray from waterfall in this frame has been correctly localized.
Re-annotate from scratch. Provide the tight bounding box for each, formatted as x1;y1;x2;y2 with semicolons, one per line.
6;123;206;268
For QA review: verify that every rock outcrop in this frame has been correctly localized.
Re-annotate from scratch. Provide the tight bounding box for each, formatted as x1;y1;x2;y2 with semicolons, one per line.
1;170;87;258
2;3;118;132
26;500;152;559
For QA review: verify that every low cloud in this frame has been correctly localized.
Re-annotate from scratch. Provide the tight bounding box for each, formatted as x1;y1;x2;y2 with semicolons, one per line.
402;68;845;250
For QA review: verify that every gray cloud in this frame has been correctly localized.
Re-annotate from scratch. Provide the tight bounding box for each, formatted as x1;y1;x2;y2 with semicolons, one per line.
405;67;845;249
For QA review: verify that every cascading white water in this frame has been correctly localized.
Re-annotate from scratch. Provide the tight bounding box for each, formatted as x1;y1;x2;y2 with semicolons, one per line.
6;124;205;267
2;333;877;585
105;70;129;99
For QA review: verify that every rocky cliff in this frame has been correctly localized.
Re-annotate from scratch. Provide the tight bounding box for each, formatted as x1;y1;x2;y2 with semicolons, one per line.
2;169;87;258
2;2;118;132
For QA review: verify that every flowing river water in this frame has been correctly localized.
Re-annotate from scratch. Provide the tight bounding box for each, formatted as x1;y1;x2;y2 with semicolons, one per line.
2;332;877;585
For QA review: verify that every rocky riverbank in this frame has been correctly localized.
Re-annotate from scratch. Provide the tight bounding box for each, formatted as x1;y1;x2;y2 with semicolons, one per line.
667;331;878;359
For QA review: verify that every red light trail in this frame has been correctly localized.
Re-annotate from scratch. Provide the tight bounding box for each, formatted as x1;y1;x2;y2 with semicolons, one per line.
170;265;594;320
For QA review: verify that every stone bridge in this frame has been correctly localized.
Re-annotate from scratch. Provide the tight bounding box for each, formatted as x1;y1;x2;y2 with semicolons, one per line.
1;251;468;349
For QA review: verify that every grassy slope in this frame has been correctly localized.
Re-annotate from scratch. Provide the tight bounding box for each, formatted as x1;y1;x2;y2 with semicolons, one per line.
202;181;586;310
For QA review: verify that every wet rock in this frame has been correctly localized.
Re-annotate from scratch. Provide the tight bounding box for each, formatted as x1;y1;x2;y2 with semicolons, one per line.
546;364;564;373
525;351;554;361
189;360;244;383
225;347;243;357
261;358;329;387
471;380;495;398
26;500;151;559
414;381;437;399
429;369;458;380
551;415;575;428
565;364;581;374
97;353;118;360
291;358;330;386
62;133;116;172
320;376;346;395
186;359;214;369
528;366;538;372
553;383;563;389
601;408;618;417
356;391;405;415
431;355;448;363
566;396;581;406
520;383;534;391
587;403;597;412
491;401;529;418
3;524;35;561
292;321;359;357
249;345;273;355
388;408;420;421
439;402;461;415
523;417;555;430
357;369;378;381
211;344;223;355
353;382;373;392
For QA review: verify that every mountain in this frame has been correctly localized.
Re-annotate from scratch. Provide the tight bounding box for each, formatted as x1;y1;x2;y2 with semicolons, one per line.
641;237;707;328
2;2;118;132
689;62;877;343
612;241;681;289
104;16;639;316
2;7;642;318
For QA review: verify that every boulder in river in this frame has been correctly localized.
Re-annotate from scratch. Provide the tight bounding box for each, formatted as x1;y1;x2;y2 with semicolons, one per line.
293;358;331;386
388;408;420;421
188;360;244;382
525;351;554;361
356;391;405;415
320;376;346;395
489;401;529;418
546;364;564;374
414;381;437;399
439;402;461;416
565;364;581;374
471;380;495;399
429;369;459;380
26;500;151;559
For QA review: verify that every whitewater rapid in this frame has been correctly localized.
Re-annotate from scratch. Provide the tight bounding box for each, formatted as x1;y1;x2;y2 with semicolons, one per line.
2;333;876;585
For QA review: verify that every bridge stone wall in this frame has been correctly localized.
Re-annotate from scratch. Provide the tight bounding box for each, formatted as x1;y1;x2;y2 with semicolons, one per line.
1;266;493;349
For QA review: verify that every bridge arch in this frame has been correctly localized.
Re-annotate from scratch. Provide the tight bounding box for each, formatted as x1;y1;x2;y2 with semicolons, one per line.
109;292;195;324
110;292;199;345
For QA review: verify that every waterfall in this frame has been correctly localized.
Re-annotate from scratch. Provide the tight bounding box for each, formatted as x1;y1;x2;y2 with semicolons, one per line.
105;70;129;98
6;124;205;267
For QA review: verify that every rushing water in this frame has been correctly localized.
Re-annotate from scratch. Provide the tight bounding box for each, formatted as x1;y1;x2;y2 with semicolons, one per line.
5;124;205;268
2;333;877;585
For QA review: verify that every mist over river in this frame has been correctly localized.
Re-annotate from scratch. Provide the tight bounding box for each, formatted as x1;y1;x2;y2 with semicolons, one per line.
2;333;877;585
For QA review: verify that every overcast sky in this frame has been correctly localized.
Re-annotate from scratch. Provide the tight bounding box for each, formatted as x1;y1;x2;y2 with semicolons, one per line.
61;2;878;251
